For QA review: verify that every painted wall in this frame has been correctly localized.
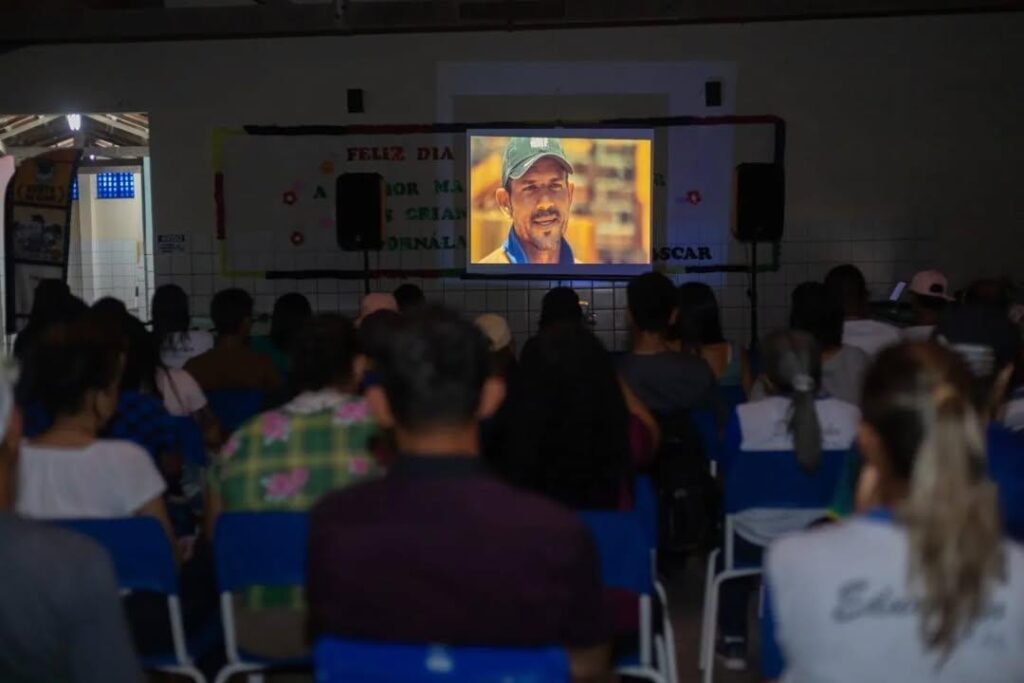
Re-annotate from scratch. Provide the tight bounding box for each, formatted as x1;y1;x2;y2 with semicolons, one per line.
68;171;145;313
0;13;1021;348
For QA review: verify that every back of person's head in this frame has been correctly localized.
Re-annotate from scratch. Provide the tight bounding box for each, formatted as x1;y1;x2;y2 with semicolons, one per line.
373;307;490;433
357;293;398;326
393;283;426;314
210;288;254;337
289;314;359;394
28;279;72;326
475;314;516;378
761;330;823;472
627;271;676;333
539;287;582;330
492;321;628;509
25;319;123;420
91;296;128;320
118;313;162;395
964;278;1013;313
935;305;1022;418
790;281;844;350
824;264;868;316
860;342;1004;654
151;283;191;346
270;292;312;352
358;309;403;366
674;282;725;347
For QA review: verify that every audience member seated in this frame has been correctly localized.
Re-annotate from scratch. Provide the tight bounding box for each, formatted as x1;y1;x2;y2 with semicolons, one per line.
717;330;859;670
935;305;1024;539
15;320;176;550
356;292;398;326
964;276;1014;312
903;269;953;341
152;283;214;369
250;292;312;377
754;281;869;405
393;282;426;313
13;279;87;362
474;313;518;379
184;288;282;393
619;272;717;417
0;363;145;683
206;314;378;658
307;308;610;682
538;286;584;330
674;281;751;396
764;342;1024;682
486;322;630;510
825;263;901;356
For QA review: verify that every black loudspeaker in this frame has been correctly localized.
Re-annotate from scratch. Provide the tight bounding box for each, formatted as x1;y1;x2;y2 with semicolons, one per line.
347;88;364;113
336;173;385;251
704;80;722;107
732;163;784;242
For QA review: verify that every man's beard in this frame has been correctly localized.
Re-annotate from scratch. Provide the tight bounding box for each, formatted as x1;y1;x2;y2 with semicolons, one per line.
519;208;564;252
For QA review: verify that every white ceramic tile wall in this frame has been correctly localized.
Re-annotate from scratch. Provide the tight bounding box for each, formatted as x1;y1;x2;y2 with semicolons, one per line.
158;221;937;354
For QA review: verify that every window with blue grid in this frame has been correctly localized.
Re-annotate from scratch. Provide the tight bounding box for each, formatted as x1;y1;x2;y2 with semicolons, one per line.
71;176;79;201
95;172;135;200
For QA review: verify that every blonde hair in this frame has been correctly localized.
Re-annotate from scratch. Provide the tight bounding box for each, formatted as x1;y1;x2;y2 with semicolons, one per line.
862;342;1005;656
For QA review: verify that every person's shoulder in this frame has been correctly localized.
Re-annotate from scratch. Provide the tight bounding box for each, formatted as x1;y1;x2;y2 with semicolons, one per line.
90;438;154;463
768;518;881;577
819;396;861;417
479;246;510;264
0;514;111;571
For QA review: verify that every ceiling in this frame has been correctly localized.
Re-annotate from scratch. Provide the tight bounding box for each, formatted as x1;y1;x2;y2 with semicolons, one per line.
0;0;1019;45
0;113;148;158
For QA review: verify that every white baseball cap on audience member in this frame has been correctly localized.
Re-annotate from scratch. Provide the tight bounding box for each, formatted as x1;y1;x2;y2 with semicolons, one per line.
909;270;954;302
474;314;512;352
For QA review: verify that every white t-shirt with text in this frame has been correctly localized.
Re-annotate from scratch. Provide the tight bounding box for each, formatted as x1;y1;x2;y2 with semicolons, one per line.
768;516;1024;683
16;440;167;519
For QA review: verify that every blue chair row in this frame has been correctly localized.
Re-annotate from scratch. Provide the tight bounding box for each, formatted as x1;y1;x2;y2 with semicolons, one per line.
51;518;207;683
697;447;850;683
206;389;266;435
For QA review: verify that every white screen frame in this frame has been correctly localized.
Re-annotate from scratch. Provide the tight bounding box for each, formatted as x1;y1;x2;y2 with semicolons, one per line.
465;128;654;279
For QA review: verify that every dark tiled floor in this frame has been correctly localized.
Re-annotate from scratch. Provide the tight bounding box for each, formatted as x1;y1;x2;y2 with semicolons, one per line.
664;554;759;683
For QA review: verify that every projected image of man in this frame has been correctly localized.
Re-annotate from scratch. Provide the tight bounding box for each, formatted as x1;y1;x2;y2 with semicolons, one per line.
481;137;578;265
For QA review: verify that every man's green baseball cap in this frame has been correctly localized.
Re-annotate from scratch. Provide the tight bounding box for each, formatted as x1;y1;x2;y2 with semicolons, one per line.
500;137;574;187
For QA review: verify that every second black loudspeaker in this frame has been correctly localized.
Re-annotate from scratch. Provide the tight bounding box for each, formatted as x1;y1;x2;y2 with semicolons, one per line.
336;172;385;251
732;162;784;242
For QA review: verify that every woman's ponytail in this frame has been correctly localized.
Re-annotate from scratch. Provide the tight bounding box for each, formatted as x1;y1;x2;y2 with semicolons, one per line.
763;330;824;472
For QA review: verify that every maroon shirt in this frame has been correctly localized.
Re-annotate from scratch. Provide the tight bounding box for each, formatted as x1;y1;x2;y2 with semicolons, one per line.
307;455;607;648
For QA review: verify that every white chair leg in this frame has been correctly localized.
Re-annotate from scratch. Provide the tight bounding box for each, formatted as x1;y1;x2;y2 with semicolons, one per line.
701;571;722;683
698;549;719;671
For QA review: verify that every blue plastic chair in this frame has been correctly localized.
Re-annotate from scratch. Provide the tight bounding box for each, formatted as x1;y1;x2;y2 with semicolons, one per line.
173;416;208;466
205;389;265;434
578;511;676;683
52;517;207;683
314;638;570;683
633;475;658;553
212;512;310;683
698;447;850;682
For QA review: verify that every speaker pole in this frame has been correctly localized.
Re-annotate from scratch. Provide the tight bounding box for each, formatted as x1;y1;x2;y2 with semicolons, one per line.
749;242;759;353
362;250;371;296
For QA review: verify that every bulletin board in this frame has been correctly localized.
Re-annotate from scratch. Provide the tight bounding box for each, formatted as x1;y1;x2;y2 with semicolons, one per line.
214;116;784;279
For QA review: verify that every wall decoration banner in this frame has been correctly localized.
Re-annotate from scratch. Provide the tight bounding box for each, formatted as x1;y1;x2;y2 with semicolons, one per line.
3;149;82;333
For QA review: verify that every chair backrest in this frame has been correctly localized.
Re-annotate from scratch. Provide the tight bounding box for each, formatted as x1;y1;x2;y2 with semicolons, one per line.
314;638;569;683
172;415;208;466
632;475;657;550
205;389;265;434
213;511;308;592
577;510;653;595
52;517;178;594
723;448;851;515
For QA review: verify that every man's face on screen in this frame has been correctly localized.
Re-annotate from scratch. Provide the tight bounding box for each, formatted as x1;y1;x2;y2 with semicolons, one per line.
497;158;574;258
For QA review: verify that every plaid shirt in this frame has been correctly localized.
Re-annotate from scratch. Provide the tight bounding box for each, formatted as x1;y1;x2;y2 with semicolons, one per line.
210;389;379;609
23;389;179;460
